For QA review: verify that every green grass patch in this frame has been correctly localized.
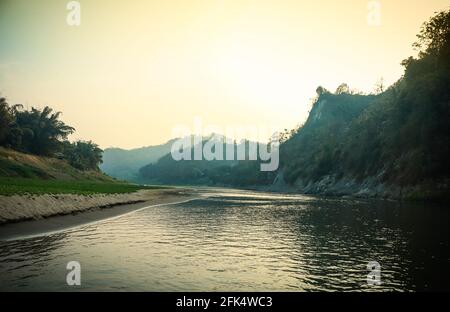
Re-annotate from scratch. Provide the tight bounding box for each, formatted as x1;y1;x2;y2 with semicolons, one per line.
0;158;52;179
0;177;169;196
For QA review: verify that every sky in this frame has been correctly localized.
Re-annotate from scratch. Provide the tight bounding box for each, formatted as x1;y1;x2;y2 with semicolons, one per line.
0;0;449;149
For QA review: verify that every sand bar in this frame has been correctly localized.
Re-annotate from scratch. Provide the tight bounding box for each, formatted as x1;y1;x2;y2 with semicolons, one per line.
0;188;199;240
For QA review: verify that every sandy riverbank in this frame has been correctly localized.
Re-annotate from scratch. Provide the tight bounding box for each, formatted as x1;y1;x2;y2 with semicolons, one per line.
0;188;199;240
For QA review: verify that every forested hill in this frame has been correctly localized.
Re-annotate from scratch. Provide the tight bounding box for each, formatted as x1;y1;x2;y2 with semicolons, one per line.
0;96;109;183
276;10;450;199
138;137;272;186
100;140;176;182
280;91;378;185
136;10;450;200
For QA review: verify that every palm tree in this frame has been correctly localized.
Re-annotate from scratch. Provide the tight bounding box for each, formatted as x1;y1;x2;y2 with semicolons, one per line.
13;106;75;155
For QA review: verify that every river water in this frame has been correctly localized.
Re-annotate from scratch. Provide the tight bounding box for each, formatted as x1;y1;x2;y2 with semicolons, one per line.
0;188;449;291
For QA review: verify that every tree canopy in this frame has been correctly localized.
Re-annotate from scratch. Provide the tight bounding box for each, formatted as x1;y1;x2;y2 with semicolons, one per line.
0;100;103;171
414;9;450;57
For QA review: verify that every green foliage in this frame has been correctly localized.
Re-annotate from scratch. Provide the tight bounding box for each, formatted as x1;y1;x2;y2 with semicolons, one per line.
0;97;14;144
7;105;75;156
0;158;52;179
63;140;103;171
280;92;376;183
0;177;165;196
0;100;103;171
414;9;450;58
342;10;449;185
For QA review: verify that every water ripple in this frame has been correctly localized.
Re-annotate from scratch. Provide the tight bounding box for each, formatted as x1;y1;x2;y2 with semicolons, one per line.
0;189;449;291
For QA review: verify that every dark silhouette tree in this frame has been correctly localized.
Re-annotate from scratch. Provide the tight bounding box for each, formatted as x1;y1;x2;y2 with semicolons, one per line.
0;97;14;144
414;9;450;57
63;140;103;171
374;78;385;94
315;86;329;96
9;106;75;155
335;83;350;95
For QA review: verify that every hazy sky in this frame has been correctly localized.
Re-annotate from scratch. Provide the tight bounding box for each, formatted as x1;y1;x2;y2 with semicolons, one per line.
0;0;449;149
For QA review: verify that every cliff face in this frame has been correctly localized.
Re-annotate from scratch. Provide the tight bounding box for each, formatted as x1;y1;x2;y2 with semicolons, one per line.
306;94;374;127
272;17;450;200
276;58;450;200
279;93;376;188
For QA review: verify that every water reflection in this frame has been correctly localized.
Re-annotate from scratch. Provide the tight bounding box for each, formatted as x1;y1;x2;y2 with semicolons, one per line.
0;189;449;291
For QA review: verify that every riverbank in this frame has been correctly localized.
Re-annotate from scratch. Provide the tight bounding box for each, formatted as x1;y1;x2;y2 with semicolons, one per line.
0;188;198;240
262;172;450;201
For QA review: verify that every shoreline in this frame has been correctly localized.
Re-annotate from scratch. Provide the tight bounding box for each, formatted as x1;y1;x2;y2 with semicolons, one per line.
0;188;199;241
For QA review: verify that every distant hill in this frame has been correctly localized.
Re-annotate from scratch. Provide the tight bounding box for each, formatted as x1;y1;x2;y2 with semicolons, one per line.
138;136;272;186
100;139;177;182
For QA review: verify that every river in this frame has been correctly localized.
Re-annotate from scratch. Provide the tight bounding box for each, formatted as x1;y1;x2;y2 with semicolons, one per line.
0;188;449;291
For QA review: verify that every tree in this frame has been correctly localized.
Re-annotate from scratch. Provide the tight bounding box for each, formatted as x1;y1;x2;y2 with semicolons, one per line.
63;140;103;171
0;97;14;144
374;78;385;94
414;9;450;57
316;86;329;96
0;95;105;172
335;83;350;95
12;106;75;155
